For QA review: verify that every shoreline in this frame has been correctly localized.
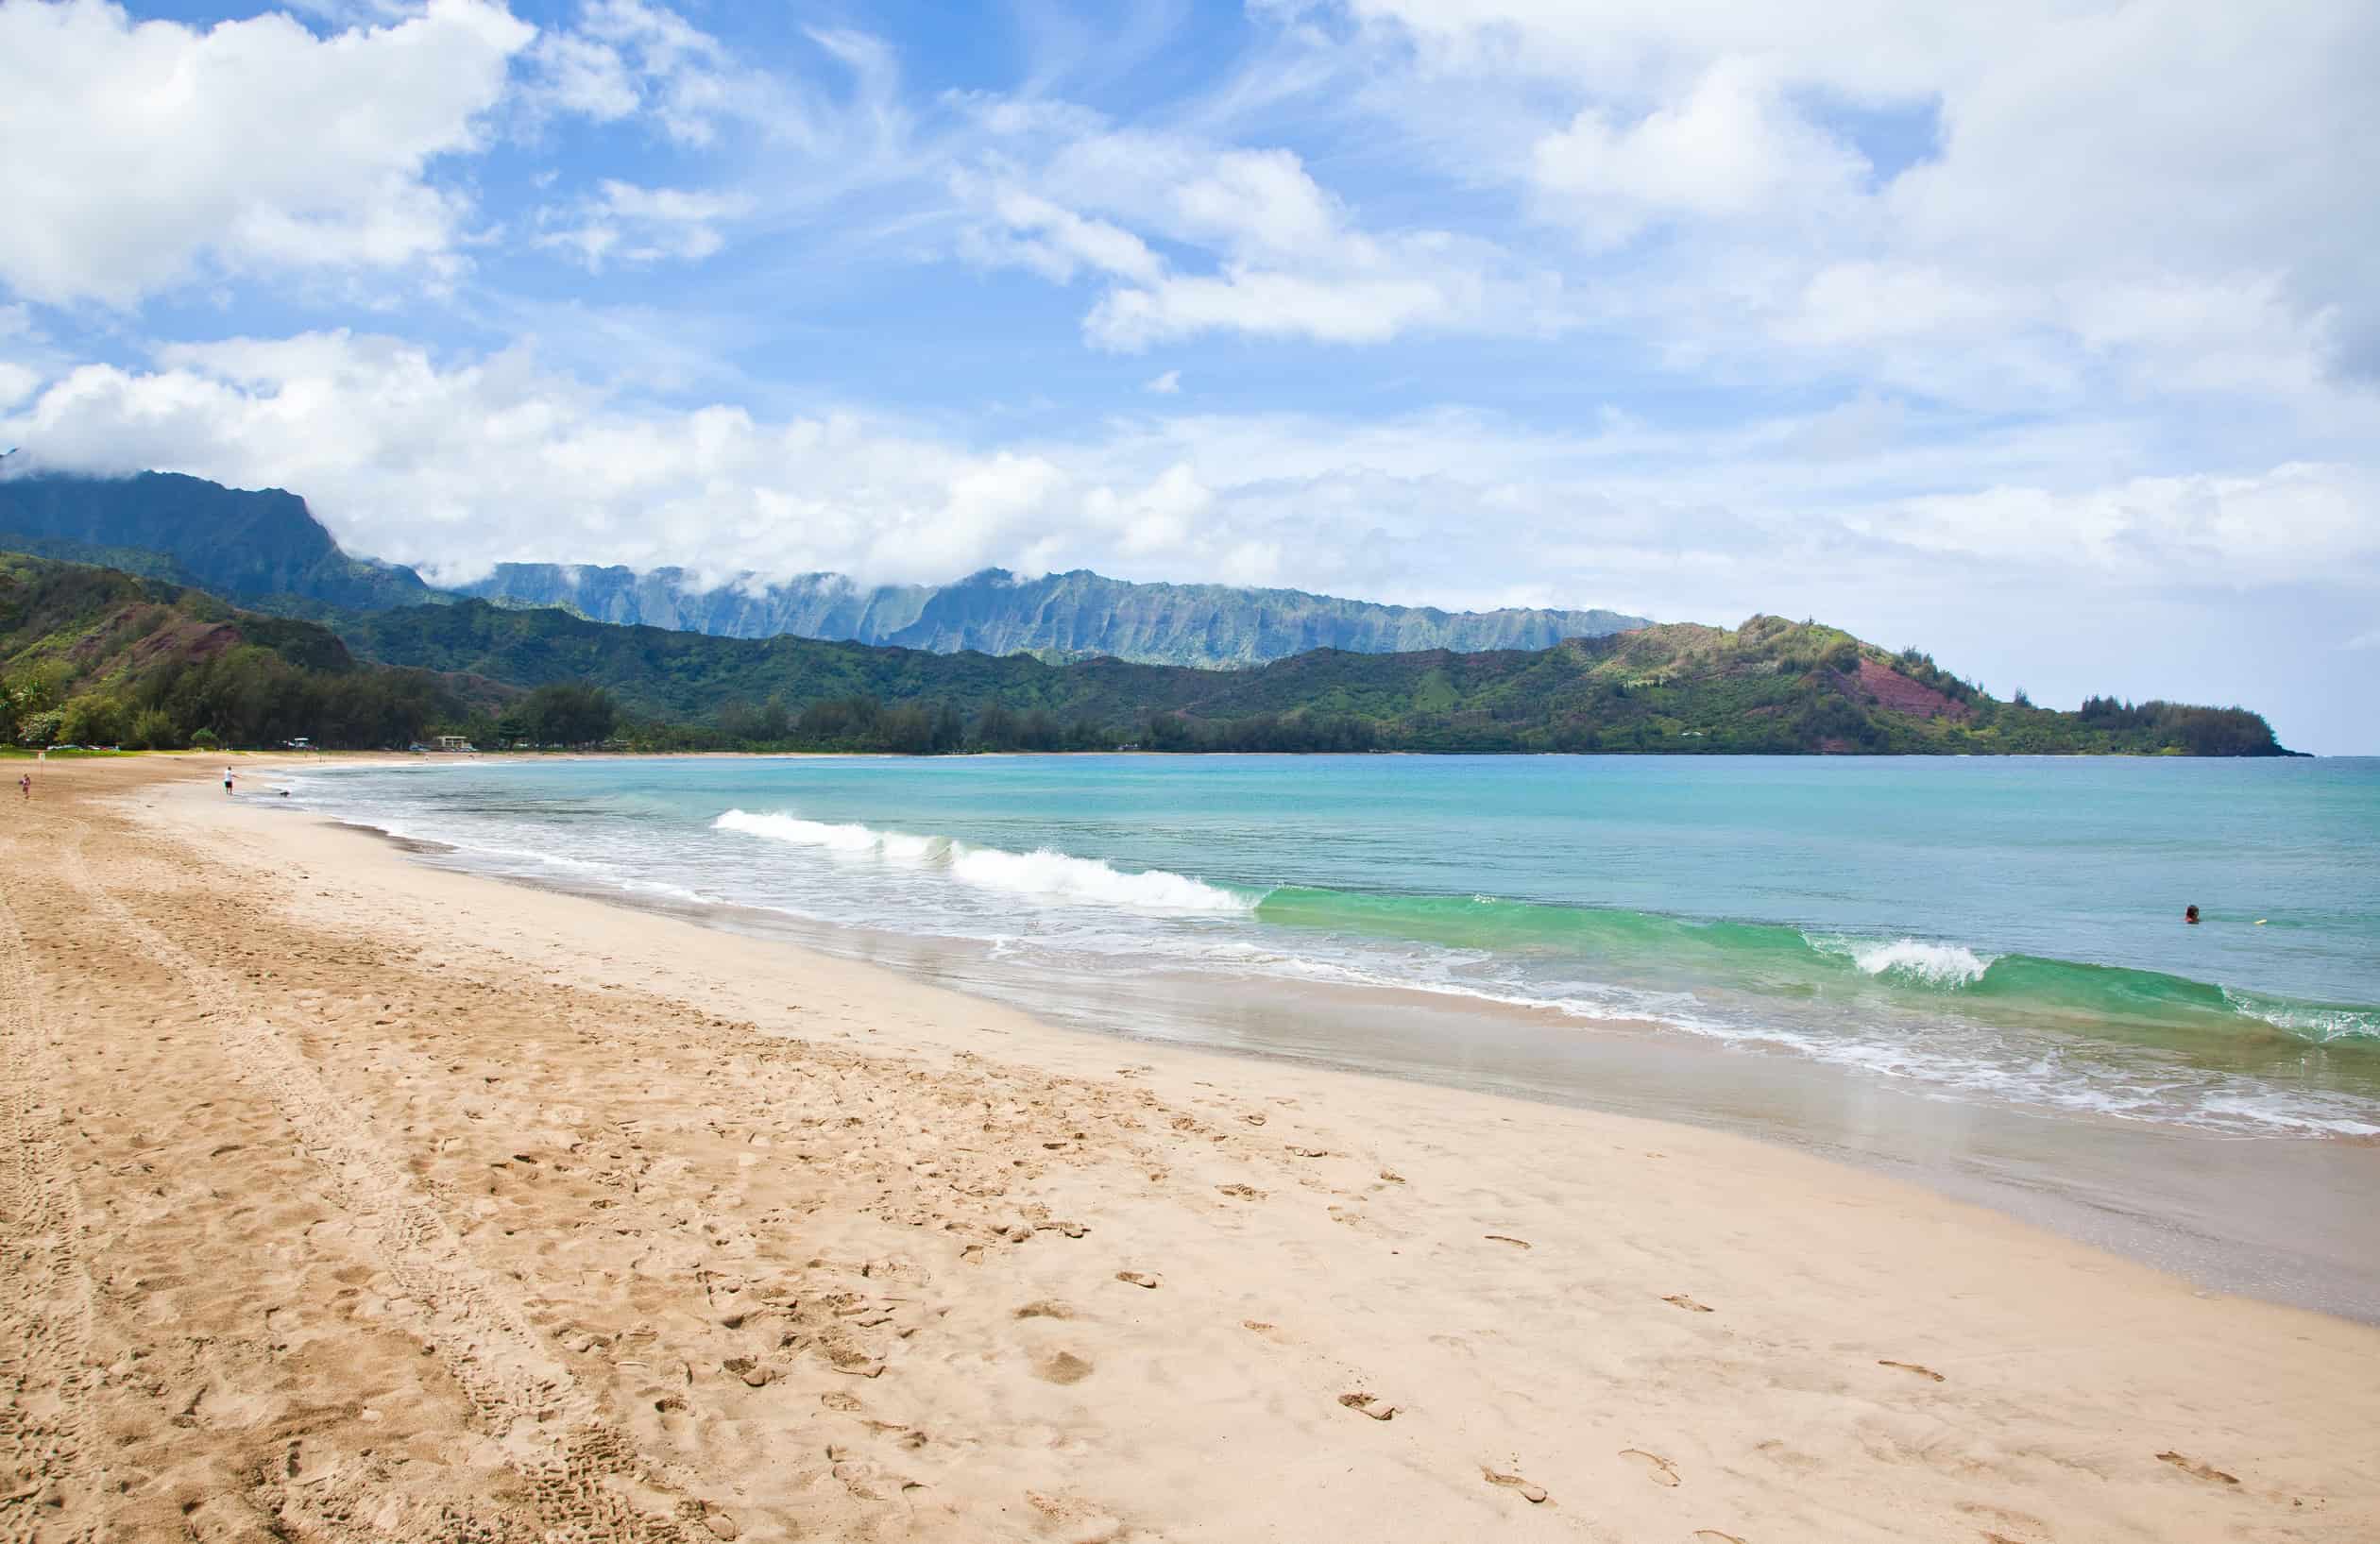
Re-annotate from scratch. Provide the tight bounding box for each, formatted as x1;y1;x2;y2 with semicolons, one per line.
278;756;2380;1322
8;754;2375;1540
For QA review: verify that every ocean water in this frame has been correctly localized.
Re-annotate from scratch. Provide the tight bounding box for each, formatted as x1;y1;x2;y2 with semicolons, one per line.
281;755;2380;1143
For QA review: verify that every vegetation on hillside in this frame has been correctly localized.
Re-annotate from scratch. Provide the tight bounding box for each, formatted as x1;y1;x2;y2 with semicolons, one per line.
347;598;2290;756
0;556;482;750
0;546;2292;756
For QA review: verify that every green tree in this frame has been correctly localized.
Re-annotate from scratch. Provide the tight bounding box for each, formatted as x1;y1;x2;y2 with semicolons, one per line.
520;682;618;746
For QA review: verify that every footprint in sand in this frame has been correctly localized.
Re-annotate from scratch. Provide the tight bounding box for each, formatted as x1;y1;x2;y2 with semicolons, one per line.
1621;1449;1681;1486
1484;1234;1532;1249
1013;1300;1076;1320
1483;1469;1549;1504
1114;1270;1161;1290
1241;1112;1267;1126
1286;1145;1328;1158
1377;1168;1405;1183
1217;1183;1266;1200
1878;1359;1945;1382
819;1391;863;1413
1337;1392;1399;1421
1035;1351;1095;1385
2155;1451;2239;1485
1663;1294;1714;1314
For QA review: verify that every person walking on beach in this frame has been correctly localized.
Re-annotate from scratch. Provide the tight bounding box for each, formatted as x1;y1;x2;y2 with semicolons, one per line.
17;772;27;801
224;767;235;796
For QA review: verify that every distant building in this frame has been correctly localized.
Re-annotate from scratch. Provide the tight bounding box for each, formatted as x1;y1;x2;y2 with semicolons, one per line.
434;735;476;753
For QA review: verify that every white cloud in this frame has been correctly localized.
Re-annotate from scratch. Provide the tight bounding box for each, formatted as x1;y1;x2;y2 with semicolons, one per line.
1530;59;1870;246
527;0;775;147
1871;465;2380;586
8;328;2369;604
536;180;756;271
0;363;39;413
1144;370;1181;395
0;0;534;307
1309;0;2380;408
960;130;1560;349
962;187;1163;286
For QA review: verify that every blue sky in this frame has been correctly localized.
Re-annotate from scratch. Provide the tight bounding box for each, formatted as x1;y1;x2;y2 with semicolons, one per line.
1;0;2376;750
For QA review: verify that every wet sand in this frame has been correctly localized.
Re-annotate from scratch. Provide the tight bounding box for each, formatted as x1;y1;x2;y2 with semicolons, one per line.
4;754;2376;1542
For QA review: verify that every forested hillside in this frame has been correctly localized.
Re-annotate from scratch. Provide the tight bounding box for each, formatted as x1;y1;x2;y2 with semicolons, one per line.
0;555;484;749
342;598;2291;756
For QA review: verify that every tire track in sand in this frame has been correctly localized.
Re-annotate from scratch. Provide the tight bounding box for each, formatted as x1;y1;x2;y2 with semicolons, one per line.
54;822;690;1544
0;853;104;1544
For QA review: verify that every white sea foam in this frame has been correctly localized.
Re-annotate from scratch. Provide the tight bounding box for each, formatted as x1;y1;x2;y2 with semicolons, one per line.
1810;934;1996;988
2221;988;2380;1042
716;809;1252;914
716;809;908;855
945;843;1252;913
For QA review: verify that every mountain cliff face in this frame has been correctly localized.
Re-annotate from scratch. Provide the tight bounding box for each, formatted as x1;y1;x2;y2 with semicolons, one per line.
455;564;1649;667
455;564;936;642
0;472;445;613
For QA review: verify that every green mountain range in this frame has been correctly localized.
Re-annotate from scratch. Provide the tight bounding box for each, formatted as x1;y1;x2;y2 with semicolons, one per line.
0;472;1644;667
0;470;2293;756
339;594;2287;756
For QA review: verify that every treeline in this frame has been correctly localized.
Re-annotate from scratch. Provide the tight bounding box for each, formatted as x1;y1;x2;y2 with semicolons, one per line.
2077;696;2281;757
453;690;1376;755
8;646;459;751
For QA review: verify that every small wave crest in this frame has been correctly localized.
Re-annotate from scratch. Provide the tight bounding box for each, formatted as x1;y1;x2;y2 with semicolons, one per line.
715;809;941;859
1810;935;1997;988
945;844;1254;913
2222;989;2380;1043
714;809;1254;915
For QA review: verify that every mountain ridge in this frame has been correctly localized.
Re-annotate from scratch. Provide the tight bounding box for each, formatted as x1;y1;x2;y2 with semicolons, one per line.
0;471;1649;667
450;561;1650;665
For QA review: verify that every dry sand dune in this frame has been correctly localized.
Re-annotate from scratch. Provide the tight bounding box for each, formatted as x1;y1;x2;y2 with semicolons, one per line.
1;755;2374;1542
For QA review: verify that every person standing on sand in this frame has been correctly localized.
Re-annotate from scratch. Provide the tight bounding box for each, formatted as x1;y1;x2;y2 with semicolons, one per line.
224;767;234;795
17;772;27;801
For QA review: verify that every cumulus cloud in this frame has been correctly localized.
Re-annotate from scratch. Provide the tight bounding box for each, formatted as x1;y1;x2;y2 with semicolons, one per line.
0;0;534;306
1530;59;1870;246
960;132;1560;349
6;328;2367;601
1316;0;2380;404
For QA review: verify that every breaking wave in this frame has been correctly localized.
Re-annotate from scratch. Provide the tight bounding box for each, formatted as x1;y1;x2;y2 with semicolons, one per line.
715;809;1254;914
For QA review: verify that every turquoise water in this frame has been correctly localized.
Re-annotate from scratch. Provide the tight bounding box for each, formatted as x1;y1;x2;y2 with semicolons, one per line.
286;755;2380;1139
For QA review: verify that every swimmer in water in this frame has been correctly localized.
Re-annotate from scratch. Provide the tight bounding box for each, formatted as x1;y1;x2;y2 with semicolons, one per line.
2184;904;2201;925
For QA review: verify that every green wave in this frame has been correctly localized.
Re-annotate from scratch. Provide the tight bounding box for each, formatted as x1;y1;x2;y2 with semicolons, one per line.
1249;886;2380;1047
